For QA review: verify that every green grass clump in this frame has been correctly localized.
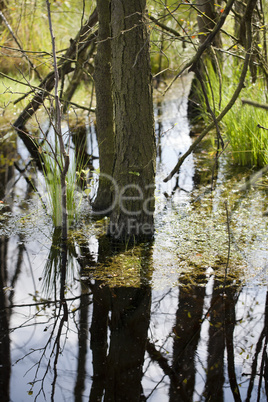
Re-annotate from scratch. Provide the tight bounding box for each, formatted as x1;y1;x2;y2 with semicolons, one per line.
42;148;82;229
196;61;268;167
224;92;268;167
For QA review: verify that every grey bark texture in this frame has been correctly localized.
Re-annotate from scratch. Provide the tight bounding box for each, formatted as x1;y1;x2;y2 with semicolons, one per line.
108;0;156;241
197;0;222;48
93;0;115;213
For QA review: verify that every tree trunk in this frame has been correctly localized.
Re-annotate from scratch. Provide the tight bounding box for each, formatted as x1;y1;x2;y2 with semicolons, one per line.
108;0;156;241
197;0;222;48
0;1;7;11
236;0;260;82
188;0;222;121
93;0;115;213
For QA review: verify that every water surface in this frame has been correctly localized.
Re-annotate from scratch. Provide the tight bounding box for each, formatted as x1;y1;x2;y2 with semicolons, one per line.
0;76;268;401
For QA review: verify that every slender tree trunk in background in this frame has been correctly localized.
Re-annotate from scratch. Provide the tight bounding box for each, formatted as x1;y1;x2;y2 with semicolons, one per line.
188;0;222;121
197;0;222;48
108;0;156;241
0;0;7;11
155;0;167;88
236;0;260;82
93;0;115;213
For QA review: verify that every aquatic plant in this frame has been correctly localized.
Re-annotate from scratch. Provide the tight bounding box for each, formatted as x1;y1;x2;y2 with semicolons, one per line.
197;61;268;167
223;86;268;166
41;145;83;229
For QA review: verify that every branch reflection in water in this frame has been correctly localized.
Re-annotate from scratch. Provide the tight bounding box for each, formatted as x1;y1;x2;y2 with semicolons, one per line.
0;230;267;401
0;77;267;401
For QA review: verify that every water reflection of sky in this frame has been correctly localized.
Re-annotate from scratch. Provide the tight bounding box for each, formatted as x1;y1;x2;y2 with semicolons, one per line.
1;75;268;401
155;75;194;196
8;264;268;401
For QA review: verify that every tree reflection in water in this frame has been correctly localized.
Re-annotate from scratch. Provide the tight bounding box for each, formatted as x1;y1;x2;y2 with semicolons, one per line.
0;231;268;401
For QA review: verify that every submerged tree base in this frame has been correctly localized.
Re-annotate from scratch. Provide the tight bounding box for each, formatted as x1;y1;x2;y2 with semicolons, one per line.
107;218;155;244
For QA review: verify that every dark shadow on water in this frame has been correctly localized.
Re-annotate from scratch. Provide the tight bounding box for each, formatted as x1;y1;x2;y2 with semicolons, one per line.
0;77;268;401
0;229;267;401
89;283;151;401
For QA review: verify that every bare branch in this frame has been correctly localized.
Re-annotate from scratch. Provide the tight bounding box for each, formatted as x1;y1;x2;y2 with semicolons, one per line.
164;0;257;182
0;11;42;81
241;98;268;110
164;0;237;93
12;8;98;131
148;14;182;39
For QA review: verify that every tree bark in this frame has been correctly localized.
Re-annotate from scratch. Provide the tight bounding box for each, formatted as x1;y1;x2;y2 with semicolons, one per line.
237;0;260;82
197;0;222;48
93;0;115;214
108;0;156;241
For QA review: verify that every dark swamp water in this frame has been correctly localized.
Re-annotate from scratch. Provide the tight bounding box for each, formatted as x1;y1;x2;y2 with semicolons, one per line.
1;77;268;401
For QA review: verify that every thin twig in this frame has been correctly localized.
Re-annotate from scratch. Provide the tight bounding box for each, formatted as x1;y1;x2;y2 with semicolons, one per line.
164;0;237;93
3;294;92;310
12;9;98;130
0;11;42;81
163;0;256;183
46;0;70;241
148;14;182;38
241;98;268;110
0;71;94;112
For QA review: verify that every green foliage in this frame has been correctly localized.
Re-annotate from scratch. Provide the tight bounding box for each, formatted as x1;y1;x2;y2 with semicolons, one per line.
224;95;268;167
0;76;38;125
0;0;94;76
197;61;268;167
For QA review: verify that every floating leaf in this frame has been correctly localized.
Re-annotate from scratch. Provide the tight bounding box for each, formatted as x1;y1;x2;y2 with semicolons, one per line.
84;188;91;196
128;171;140;176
